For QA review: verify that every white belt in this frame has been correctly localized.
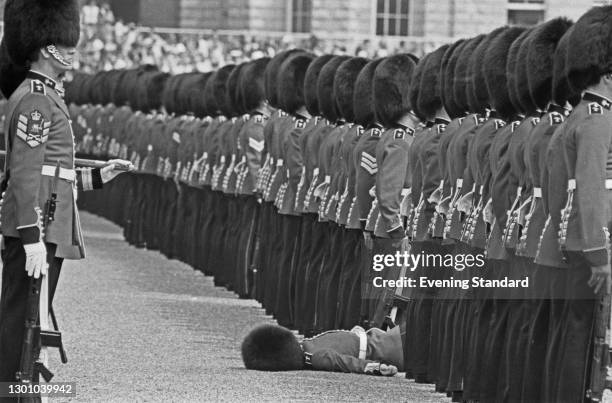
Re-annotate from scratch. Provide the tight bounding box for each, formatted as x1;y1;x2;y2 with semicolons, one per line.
533;187;542;198
607;179;612;189
41;165;76;182
351;326;368;360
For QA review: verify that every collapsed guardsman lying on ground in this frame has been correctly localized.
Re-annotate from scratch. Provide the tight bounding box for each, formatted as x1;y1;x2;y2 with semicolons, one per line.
241;324;404;376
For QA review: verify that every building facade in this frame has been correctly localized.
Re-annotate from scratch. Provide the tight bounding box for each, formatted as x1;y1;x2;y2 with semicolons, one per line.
118;0;606;39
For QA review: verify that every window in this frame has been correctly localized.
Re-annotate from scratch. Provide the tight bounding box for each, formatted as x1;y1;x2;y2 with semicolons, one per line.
292;0;312;33
376;0;410;36
508;9;544;25
507;0;545;26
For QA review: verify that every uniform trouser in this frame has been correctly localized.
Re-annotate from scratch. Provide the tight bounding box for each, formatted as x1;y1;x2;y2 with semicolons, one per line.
293;214;316;331
542;268;568;402
335;230;363;330
520;263;555;402
209;192;228;284
462;248;493;401
478;259;511;402
436;243;471;392
263;208;282;314
300;216;328;336
498;255;532;402
0;239;62;390
369;236;403;328
234;197;259;298
552;255;598;403
273;214;301;327
315;223;344;331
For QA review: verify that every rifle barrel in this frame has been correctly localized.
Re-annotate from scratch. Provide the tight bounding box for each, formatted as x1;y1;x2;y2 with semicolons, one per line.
0;150;131;171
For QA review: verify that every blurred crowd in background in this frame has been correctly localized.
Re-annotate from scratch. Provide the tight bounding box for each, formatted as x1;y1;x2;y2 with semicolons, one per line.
77;0;438;74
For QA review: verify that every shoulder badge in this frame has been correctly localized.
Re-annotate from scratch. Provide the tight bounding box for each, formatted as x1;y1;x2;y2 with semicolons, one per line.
458;117;465;125
436;124;446;134
511;121;520;132
295;119;306;129
549;112;563;125
601;98;612;110
254;114;264;124
371;128;381;137
16;110;50;148
531;117;540;126
494;119;506;130
30;80;46;96
357;125;364;136
394;128;405;140
172;131;181;143
589;102;603;115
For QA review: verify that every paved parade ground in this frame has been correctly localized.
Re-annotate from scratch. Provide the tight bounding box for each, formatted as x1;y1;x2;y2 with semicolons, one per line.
44;212;448;402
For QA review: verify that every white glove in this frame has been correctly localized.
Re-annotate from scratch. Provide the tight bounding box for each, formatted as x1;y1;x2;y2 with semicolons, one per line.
101;159;135;183
364;362;398;376
23;241;48;279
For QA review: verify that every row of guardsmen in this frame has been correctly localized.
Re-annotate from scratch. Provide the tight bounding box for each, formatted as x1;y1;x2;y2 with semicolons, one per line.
59;5;612;403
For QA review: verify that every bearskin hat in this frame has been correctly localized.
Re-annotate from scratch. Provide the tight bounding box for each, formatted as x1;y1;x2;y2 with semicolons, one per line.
278;53;316;115
3;0;80;68
526;18;573;110
144;72;170;113
454;35;483;115
440;40;465;119
418;44;449;120
304;55;334;117
566;6;612;92
333;57;369;123
265;49;304;109
408;54;430;122
204;64;235;117
373;54;417;127
189;72;212;118
468;27;507;114
506;28;532;114
552;25;581;106
516;28;539;115
227;63;249;116
483;26;525;120
241;57;271;113
353;58;385;128
241;325;304;371
317;55;351;122
0;39;27;99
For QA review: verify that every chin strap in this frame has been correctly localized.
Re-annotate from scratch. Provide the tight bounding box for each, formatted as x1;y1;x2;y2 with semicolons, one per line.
46;45;72;67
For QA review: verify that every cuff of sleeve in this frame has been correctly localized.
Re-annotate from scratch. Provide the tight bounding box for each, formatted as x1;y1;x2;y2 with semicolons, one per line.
388;225;405;239
92;168;103;189
583;249;609;267
18;226;41;244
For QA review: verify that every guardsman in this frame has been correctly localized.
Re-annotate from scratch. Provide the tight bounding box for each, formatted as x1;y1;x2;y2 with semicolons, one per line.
480;26;528;402
234;58;271;298
311;55;350;333
242;324;404;376
203;65;235;285
461;29;508;401
369;54;418;328
556;7;612;401
220;63;249;291
296;55;335;336
333;57;369;330
0;0;132;384
258;50;300;315
319;57;367;331
273;52;315;327
519;17;573;402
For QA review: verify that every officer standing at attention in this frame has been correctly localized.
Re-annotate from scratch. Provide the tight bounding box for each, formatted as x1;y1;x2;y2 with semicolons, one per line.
0;0;132;384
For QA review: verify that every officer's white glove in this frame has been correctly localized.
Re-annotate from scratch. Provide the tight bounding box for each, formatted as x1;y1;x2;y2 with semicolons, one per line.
23;242;48;279
101;159;135;183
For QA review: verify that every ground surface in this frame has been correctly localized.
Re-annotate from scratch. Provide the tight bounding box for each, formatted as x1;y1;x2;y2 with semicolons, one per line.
42;212;449;402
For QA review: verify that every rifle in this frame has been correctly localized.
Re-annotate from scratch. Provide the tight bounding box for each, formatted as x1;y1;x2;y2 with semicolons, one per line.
586;291;611;402
0;150;131;171
16;161;62;385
